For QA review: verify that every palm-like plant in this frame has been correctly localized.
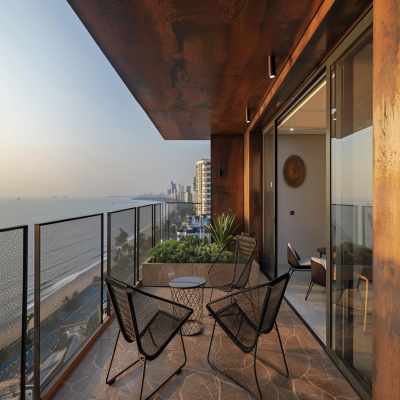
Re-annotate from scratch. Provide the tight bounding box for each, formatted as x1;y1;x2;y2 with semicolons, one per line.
202;212;239;249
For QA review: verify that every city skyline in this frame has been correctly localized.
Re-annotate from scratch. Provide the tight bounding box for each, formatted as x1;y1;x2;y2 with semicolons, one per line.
0;1;209;197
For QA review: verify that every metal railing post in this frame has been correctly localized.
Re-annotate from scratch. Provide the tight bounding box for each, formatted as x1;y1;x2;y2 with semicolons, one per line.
101;214;104;323
21;226;28;400
136;209;140;284
33;224;41;400
107;213;111;317
152;204;155;248
134;208;137;284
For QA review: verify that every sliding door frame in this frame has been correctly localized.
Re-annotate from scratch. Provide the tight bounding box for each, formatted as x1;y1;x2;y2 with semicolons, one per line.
260;8;372;400
262;120;277;280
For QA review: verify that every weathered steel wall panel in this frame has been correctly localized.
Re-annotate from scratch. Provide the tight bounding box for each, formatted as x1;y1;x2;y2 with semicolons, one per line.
373;0;400;398
248;0;372;134
211;135;244;236
244;131;263;263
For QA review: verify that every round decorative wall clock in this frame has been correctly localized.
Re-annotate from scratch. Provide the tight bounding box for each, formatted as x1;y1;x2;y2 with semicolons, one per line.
283;155;306;188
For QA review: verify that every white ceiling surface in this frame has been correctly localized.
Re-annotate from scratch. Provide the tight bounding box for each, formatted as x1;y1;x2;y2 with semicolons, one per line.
279;83;326;135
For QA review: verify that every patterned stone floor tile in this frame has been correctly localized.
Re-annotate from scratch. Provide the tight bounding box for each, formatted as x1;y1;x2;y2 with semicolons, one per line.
51;286;360;400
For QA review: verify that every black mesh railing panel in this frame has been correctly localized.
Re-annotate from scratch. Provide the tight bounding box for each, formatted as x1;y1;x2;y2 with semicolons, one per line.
37;215;102;393
108;209;136;287
154;204;162;246
166;202;200;240
137;206;153;281
0;227;26;400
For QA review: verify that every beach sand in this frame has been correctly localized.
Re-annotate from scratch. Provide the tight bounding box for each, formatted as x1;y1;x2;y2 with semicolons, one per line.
0;261;102;349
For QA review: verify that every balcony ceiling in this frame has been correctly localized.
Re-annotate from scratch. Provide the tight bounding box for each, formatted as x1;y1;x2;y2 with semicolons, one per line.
67;0;325;139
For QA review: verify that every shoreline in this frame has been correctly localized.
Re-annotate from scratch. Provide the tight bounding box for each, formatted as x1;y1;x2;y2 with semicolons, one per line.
1;223;154;348
0;261;103;349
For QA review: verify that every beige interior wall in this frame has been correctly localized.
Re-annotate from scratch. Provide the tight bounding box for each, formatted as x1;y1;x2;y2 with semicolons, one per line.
277;134;326;267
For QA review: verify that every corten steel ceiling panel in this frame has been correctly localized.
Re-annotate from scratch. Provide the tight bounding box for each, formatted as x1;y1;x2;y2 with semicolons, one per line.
67;0;324;140
249;0;373;134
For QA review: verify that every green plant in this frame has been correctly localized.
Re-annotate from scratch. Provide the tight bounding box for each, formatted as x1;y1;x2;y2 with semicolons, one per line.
202;211;240;249
147;236;235;264
336;241;373;265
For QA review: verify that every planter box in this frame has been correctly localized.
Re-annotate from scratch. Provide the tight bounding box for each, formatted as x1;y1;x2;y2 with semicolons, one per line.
142;260;260;287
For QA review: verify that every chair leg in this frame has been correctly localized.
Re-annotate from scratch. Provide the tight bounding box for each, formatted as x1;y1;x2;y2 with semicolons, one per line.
357;275;368;331
274;322;289;378
207;320;262;399
106;330;141;385
139;356;147;400
252;322;289;379
140;329;187;400
289;267;294;278
208;288;214;316
305;281;314;301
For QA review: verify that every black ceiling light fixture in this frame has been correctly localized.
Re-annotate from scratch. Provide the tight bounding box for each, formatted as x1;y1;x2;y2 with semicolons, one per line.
246;108;250;123
268;55;276;79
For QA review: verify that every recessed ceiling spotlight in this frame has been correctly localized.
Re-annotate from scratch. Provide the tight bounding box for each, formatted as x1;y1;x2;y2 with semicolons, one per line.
268;55;276;79
290;128;294;131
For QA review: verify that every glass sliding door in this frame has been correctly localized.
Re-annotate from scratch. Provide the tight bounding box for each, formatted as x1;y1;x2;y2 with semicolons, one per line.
330;27;373;395
263;124;276;279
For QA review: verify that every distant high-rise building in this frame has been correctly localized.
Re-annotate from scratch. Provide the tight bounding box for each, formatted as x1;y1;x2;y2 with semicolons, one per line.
169;180;177;197
184;192;192;202
178;186;184;201
193;158;211;217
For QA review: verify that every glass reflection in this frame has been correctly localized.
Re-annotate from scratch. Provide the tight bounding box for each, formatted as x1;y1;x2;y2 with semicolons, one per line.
330;29;373;393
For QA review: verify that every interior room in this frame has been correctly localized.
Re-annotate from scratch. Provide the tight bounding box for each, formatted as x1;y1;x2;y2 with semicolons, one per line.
276;79;327;342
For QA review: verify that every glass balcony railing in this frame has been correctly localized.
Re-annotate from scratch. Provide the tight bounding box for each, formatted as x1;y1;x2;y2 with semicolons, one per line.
34;214;104;397
0;226;28;400
0;201;194;399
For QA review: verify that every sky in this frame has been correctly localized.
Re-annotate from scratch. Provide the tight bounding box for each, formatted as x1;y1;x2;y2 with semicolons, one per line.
0;1;209;197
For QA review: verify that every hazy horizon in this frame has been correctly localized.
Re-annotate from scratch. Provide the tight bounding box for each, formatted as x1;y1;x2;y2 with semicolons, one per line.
0;1;209;197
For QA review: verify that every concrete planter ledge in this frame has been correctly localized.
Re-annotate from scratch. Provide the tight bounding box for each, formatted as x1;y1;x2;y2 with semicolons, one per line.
142;260;260;287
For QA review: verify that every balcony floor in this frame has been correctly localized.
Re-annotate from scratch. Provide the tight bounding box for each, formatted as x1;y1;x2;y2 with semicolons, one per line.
52;284;360;400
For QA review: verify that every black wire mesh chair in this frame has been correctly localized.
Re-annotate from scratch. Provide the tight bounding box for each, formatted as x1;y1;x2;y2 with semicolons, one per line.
305;257;326;300
208;235;257;303
206;273;290;399
105;276;193;400
287;243;311;278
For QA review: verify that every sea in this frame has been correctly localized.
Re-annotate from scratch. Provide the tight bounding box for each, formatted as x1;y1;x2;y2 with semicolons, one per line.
0;196;154;308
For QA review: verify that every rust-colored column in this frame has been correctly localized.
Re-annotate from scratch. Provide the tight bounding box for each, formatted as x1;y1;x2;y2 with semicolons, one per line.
244;131;263;264
211;135;244;236
373;0;400;398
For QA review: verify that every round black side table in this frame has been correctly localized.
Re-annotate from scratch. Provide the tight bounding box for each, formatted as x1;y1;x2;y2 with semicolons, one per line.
169;277;206;336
